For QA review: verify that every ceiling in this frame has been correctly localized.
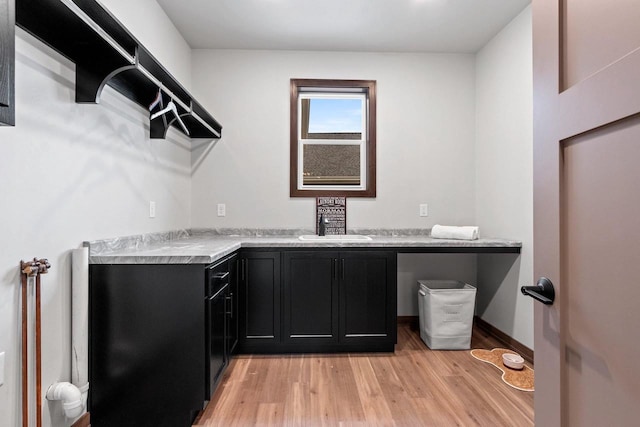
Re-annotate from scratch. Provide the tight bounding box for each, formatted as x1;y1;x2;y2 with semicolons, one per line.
156;0;531;54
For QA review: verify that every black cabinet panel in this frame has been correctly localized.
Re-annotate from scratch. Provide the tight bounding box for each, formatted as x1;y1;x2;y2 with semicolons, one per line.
283;251;339;345
227;254;239;354
340;251;397;345
206;285;226;398
240;249;397;354
0;0;15;126
89;264;205;427
239;251;281;348
205;254;238;400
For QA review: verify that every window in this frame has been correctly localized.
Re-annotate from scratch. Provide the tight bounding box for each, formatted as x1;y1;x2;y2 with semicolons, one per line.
290;79;376;197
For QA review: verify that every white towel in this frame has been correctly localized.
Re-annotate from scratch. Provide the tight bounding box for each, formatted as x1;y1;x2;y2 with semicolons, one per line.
430;224;479;240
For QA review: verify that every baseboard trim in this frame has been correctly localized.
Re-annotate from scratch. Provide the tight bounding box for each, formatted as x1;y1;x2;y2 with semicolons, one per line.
71;412;90;427
397;316;419;331
397;315;418;325
473;316;534;364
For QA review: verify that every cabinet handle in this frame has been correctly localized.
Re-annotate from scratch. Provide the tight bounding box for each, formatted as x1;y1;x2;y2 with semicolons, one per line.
333;259;338;280
226;293;233;317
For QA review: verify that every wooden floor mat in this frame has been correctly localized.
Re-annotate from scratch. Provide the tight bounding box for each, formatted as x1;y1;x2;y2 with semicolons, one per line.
470;348;534;392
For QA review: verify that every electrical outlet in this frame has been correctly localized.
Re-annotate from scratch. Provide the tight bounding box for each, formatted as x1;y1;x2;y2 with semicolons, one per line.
217;203;226;217
149;201;156;218
0;352;5;387
419;203;429;217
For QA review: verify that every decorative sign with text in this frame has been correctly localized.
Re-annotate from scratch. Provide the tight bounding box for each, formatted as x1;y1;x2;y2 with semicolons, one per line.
316;197;346;235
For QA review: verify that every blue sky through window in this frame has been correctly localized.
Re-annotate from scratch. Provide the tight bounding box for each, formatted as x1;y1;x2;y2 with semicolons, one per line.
308;98;362;133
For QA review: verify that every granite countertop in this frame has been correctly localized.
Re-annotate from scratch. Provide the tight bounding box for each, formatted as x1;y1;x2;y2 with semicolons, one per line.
86;228;522;264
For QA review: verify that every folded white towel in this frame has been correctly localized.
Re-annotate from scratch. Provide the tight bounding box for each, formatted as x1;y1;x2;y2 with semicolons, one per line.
431;224;479;240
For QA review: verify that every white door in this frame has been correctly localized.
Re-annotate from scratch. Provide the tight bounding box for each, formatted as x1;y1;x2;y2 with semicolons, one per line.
532;0;640;426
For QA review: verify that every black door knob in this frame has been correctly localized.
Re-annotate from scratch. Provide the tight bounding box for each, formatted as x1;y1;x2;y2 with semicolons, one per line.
521;277;555;305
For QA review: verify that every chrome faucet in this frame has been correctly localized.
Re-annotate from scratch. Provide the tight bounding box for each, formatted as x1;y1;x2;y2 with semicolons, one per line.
318;214;329;236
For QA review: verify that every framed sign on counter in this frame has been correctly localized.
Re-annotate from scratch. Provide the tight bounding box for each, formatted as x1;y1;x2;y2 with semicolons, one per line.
316;197;346;235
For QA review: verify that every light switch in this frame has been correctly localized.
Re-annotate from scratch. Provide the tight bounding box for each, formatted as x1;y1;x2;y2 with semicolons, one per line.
419;203;428;217
0;352;5;387
217;203;226;217
149;201;156;218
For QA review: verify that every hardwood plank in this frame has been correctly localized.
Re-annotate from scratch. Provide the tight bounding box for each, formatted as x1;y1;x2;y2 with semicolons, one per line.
349;355;395;425
285;381;306;427
197;323;534;426
327;355;365;422
256;403;285;427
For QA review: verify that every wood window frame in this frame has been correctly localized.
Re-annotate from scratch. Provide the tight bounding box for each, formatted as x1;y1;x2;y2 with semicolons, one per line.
290;79;377;198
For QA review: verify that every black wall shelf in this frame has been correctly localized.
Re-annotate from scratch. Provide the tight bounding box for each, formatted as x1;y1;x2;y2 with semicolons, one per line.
16;0;222;139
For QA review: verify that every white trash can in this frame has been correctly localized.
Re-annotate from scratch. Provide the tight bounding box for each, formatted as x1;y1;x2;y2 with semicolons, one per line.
417;280;477;350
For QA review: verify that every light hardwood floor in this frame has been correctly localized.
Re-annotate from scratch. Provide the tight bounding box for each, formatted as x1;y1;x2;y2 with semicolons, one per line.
195;323;534;426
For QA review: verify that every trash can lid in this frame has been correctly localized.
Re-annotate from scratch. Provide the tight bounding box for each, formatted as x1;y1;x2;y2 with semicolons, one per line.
418;280;475;290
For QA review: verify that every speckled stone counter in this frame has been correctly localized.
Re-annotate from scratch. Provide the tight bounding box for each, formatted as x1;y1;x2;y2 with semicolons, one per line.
86;228;522;264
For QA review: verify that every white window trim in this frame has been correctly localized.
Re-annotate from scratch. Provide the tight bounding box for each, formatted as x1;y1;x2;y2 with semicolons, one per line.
297;92;367;191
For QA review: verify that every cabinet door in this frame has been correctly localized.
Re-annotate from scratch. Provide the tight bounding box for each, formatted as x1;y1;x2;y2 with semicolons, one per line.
89;264;205;427
283;251;339;345
206;289;227;398
227;254;239;354
339;251;397;345
239;251;281;348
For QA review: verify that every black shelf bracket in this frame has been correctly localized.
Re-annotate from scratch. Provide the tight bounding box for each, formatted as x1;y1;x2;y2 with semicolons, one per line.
149;108;183;140
76;55;135;104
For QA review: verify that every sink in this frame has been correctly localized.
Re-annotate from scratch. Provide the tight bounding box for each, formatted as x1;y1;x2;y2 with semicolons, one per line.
298;234;372;241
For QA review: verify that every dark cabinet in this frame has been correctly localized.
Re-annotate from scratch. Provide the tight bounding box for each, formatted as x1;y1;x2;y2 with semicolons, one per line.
204;253;239;400
283;250;396;351
205;256;233;400
282;251;340;346
339;251;397;346
89;264;205;427
1;0;15;126
227;254;239;354
205;283;227;397
238;251;281;352
242;249;396;353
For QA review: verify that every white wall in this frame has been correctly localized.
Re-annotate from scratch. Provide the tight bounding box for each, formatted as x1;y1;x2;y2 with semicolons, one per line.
0;2;193;425
398;254;477;316
475;6;534;348
100;0;193;90
190;50;477;230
